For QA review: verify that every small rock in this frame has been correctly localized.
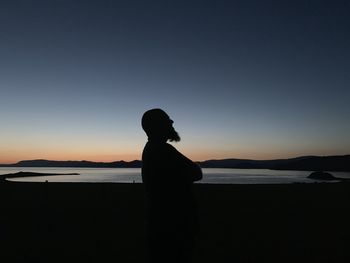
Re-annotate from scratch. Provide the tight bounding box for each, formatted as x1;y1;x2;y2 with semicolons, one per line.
308;171;337;180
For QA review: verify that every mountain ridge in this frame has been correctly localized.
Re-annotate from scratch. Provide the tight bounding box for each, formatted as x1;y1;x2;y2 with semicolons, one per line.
1;155;349;171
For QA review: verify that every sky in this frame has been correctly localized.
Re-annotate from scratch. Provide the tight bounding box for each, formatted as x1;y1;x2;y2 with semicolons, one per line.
1;0;350;163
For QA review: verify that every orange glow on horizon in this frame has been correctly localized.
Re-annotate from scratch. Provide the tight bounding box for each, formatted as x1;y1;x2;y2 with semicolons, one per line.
1;142;349;164
0;154;141;165
2;150;345;165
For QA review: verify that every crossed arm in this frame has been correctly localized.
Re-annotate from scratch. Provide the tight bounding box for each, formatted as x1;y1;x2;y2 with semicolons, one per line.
168;144;203;182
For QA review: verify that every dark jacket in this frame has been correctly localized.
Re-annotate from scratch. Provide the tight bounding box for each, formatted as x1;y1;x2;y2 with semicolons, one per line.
142;140;202;235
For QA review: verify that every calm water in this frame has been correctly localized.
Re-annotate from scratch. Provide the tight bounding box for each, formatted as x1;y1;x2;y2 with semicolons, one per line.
1;167;350;184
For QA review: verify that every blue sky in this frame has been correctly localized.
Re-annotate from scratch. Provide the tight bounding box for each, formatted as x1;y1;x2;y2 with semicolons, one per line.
1;0;349;163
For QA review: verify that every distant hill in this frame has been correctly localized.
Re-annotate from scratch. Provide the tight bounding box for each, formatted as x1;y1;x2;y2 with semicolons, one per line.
0;159;142;168
0;155;349;171
199;155;350;171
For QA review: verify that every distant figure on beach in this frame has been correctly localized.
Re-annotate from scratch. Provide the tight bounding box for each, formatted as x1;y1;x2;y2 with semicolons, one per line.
141;108;202;263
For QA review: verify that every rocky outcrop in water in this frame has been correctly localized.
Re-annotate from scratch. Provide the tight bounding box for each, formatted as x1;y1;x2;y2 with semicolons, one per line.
308;171;337;180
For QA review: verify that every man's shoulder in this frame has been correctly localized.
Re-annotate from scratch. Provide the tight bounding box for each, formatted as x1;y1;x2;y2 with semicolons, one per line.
143;142;179;159
145;141;176;149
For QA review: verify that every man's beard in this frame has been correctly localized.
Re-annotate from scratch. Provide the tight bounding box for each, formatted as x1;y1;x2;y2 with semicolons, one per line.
168;127;181;142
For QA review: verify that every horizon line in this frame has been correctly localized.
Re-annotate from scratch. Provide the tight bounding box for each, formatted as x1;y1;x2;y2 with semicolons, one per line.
1;154;350;165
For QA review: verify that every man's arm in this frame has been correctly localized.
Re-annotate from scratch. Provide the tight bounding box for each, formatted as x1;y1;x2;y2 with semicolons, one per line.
189;161;203;182
168;144;203;182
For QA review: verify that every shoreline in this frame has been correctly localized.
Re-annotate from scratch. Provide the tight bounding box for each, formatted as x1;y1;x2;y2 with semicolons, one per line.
1;171;80;179
2;169;349;185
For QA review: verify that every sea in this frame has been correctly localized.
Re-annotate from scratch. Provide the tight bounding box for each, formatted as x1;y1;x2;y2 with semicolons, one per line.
1;167;350;184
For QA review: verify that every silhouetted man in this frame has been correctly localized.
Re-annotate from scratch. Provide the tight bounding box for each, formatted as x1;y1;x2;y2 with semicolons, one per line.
141;108;202;263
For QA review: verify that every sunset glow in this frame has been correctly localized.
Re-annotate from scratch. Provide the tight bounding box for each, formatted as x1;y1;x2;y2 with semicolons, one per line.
1;1;349;164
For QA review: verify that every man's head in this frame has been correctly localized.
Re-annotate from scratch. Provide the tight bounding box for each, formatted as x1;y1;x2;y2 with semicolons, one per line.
141;108;180;142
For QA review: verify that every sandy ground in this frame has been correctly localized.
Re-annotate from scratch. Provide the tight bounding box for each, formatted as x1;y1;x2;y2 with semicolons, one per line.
1;181;349;263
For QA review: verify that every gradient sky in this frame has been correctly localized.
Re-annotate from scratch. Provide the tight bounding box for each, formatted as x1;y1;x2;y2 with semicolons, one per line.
1;0;350;163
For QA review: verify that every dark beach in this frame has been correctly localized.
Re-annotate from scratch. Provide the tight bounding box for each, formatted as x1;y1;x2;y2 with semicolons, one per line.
1;180;349;263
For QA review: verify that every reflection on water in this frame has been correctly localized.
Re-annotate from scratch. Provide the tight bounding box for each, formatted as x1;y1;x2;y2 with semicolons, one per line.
1;167;349;184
